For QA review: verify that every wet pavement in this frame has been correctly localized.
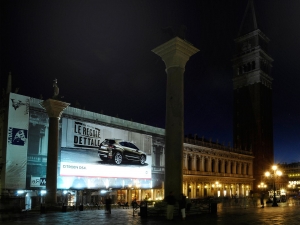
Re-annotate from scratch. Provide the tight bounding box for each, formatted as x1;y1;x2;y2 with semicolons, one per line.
1;202;300;225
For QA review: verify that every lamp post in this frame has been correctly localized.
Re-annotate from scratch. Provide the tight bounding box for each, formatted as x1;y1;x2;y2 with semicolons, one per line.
258;182;267;208
265;165;282;207
212;182;221;197
258;182;267;191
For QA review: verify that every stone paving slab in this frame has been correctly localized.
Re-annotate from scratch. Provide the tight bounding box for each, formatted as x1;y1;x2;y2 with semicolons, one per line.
1;204;300;225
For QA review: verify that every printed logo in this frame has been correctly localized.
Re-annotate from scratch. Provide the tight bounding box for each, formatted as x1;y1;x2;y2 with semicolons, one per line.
31;177;46;187
8;127;28;146
11;99;26;110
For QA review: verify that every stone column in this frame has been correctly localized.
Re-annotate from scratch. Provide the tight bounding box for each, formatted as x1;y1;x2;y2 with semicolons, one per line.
183;153;187;170
233;161;237;174
208;157;212;172
40;99;70;205
248;163;253;175
221;160;225;173
152;37;199;199
200;156;205;172
192;155;197;171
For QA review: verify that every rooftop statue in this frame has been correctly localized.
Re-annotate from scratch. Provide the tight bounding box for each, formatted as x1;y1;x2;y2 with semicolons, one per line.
52;78;63;100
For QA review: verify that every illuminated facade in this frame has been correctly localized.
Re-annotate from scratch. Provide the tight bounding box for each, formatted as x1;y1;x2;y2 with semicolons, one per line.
0;92;254;209
182;138;253;198
280;162;300;196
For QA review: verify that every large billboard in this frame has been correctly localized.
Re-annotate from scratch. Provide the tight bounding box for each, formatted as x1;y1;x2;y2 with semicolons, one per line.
25;112;157;190
58;118;153;189
5;93;30;189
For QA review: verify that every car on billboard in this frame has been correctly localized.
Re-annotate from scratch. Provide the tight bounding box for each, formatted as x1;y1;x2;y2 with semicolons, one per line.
98;139;147;165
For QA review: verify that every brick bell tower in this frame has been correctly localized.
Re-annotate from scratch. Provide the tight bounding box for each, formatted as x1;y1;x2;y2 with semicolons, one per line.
232;0;274;191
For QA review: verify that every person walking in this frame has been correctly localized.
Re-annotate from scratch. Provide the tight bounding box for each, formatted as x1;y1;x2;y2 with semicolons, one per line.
260;192;265;208
105;195;112;214
164;191;176;220
179;193;186;220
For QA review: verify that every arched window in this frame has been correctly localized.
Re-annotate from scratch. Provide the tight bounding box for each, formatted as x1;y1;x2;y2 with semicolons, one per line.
196;156;200;171
188;155;192;170
204;158;208;172
241;163;244;175
211;159;215;172
247;62;251;71
252;61;256;70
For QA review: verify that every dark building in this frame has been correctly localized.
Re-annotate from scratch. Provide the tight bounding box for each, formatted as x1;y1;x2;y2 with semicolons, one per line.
232;0;274;191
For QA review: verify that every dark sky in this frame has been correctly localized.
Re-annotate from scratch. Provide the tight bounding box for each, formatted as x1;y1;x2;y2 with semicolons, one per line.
1;0;299;163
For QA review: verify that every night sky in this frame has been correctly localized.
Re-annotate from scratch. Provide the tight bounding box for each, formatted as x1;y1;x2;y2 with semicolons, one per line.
1;0;299;163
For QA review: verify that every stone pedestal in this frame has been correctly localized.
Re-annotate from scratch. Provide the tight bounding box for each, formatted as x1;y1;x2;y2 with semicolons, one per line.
40;99;70;205
152;37;199;199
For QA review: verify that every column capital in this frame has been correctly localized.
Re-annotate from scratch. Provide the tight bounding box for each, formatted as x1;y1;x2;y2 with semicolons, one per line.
152;37;199;70
40;98;70;119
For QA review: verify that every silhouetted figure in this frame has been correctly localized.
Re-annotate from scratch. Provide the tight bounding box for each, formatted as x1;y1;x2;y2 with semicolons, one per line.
179;193;186;220
164;191;176;220
105;196;112;214
260;192;265;208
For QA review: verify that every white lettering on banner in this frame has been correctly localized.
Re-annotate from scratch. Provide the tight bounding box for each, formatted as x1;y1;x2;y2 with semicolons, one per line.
30;176;46;187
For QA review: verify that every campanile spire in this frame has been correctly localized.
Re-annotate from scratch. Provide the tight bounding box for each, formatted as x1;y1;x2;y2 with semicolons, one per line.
238;0;258;36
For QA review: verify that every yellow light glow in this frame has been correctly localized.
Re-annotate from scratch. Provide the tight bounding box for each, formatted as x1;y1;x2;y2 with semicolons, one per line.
276;170;282;176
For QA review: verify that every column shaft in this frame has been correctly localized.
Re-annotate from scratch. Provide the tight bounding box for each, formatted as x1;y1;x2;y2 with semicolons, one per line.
45;117;59;204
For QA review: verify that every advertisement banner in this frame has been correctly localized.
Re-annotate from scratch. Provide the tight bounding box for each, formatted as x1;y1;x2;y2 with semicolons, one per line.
5;93;30;189
60;118;152;183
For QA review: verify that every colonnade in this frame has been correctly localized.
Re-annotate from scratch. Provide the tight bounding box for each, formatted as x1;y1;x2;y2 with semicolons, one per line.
182;180;252;199
183;153;253;176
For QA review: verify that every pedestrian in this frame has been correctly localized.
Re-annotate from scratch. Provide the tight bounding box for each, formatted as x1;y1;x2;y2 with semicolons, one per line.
260;192;265;208
164;191;176;220
179;193;186;220
105;195;112;214
186;197;191;215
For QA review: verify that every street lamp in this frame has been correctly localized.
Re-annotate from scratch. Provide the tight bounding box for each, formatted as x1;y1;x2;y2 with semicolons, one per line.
258;182;267;190
213;181;221;197
265;165;282;207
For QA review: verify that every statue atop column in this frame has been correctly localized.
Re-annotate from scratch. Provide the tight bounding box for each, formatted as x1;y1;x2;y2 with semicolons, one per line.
52;79;63;100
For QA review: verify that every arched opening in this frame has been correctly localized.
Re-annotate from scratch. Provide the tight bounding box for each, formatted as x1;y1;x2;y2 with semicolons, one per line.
188;155;192;170
196;157;200;171
204;158;208;172
252;61;256;70
218;160;222;173
211;159;215;172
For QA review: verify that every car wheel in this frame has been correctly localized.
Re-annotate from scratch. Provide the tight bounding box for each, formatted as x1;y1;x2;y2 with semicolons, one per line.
140;155;146;165
100;156;107;161
114;152;122;165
